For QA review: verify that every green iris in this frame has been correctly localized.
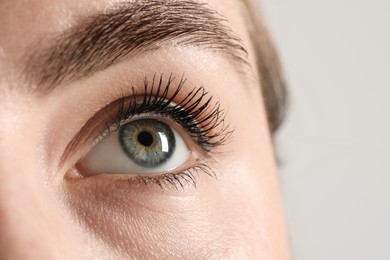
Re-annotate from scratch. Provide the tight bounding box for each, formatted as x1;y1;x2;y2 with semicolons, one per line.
118;119;175;167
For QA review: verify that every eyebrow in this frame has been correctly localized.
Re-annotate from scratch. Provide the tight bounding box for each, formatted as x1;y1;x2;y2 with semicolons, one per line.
24;0;250;92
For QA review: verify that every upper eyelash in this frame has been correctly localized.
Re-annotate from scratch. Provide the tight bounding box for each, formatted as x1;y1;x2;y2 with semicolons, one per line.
105;74;233;152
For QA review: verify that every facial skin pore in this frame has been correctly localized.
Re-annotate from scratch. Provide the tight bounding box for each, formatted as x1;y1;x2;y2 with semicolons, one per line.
0;0;289;259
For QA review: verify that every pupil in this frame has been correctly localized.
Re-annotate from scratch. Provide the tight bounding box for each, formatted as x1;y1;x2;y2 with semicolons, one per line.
137;131;154;147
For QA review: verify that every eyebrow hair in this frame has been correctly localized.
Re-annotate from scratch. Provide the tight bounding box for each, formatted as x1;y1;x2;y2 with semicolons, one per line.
24;0;250;92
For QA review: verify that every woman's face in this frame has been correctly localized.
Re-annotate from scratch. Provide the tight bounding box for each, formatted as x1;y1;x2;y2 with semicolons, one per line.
0;0;289;258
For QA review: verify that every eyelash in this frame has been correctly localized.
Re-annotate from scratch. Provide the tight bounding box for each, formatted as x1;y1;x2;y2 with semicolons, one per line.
131;164;216;190
93;74;232;189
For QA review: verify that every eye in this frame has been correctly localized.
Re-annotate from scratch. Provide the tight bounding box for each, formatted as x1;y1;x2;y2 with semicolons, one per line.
78;118;190;176
63;75;232;187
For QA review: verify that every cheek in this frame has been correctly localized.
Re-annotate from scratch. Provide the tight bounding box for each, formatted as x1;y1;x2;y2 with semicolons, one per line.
62;178;248;258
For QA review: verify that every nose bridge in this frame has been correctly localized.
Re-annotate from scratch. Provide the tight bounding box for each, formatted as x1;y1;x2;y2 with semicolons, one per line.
0;145;61;259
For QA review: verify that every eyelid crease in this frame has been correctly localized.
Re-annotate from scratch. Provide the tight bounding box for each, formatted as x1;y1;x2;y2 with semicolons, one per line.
59;74;233;170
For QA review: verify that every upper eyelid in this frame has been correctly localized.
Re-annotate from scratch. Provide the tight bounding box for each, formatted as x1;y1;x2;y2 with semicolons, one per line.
59;75;231;168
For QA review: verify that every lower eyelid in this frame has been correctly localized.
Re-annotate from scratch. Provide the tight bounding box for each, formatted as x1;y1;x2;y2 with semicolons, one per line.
65;115;218;187
63;170;206;215
66;159;215;192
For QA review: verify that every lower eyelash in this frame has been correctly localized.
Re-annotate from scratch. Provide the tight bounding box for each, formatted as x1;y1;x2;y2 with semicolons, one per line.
132;163;216;190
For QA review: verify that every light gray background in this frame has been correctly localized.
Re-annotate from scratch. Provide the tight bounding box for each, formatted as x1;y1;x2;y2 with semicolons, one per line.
257;0;390;259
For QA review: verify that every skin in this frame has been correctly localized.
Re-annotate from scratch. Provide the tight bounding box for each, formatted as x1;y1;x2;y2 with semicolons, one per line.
0;0;289;259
